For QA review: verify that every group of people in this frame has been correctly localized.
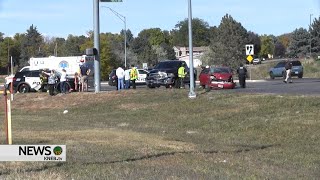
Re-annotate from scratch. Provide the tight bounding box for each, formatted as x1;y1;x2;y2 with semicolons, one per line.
42;69;67;96
115;65;138;91
41;62;90;96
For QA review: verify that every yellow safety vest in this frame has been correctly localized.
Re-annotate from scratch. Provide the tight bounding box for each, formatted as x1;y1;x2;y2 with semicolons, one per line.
178;67;186;78
130;67;138;80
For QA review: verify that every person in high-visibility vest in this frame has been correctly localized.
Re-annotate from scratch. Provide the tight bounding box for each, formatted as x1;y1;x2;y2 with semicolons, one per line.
178;63;187;88
130;65;138;89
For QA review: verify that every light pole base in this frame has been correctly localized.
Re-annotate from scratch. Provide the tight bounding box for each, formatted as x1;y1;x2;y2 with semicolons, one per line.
188;91;197;99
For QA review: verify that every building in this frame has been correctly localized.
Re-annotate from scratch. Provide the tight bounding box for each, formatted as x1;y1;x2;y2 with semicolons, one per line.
173;46;208;67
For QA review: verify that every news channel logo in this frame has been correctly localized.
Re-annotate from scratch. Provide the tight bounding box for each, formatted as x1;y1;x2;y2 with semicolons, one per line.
0;145;66;161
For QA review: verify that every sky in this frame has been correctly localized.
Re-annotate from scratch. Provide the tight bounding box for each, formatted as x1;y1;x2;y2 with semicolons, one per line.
0;0;320;38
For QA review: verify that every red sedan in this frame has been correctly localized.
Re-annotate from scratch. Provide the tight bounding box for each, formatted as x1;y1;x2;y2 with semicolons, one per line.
199;66;236;90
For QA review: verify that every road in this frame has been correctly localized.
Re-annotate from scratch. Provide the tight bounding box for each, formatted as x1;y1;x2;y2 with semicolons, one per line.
95;78;320;96
232;78;320;96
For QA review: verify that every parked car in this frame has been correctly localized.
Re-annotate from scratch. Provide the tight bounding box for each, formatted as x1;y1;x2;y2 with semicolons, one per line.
253;58;261;65
146;60;190;88
269;60;303;79
108;68;149;86
12;69;75;93
136;69;149;84
199;66;235;90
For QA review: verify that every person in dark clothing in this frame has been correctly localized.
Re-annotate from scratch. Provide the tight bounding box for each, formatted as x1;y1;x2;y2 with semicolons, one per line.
237;63;247;88
80;64;89;92
284;60;293;83
43;70;56;96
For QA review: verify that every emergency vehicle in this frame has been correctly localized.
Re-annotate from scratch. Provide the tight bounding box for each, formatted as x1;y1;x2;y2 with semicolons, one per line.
5;55;94;90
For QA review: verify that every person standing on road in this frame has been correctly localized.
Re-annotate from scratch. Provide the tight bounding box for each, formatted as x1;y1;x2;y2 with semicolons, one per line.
116;66;125;90
178;63;186;88
43;70;56;96
237;63;247;88
60;69;67;94
124;67;131;89
130;65;138;89
80;63;89;92
284;59;293;83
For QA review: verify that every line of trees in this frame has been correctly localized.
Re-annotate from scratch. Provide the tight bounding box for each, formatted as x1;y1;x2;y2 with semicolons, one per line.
1;14;320;76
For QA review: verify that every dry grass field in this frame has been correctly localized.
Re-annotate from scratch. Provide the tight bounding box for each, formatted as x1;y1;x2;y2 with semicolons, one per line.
0;88;319;179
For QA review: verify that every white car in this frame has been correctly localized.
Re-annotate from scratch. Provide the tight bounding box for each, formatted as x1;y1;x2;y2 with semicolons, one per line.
136;69;149;84
253;58;261;65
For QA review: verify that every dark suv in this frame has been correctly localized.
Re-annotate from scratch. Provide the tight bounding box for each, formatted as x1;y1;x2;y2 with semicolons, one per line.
269;60;303;79
146;60;190;88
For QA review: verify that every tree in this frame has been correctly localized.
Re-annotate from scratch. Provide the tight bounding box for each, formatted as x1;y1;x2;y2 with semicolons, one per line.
288;28;309;58
247;31;261;56
260;35;275;58
310;17;320;57
172;18;210;47
202;14;248;68
100;33;120;80
0;32;4;42
278;33;291;52
20;24;43;66
65;35;87;56
274;41;286;58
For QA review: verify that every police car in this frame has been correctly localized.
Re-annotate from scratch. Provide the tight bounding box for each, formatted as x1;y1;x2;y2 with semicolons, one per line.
5;66;30;90
136;69;149;84
12;69;75;93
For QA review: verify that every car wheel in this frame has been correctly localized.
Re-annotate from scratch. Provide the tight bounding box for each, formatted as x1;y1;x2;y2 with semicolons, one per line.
298;73;303;78
282;72;286;79
147;84;155;88
269;72;275;79
18;84;30;93
65;83;71;92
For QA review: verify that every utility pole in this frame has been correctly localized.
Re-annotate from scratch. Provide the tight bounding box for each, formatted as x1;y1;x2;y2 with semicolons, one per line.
309;14;313;57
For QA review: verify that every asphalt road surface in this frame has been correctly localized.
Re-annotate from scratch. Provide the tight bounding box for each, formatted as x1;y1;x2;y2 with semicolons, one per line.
97;78;320;96
231;78;320;96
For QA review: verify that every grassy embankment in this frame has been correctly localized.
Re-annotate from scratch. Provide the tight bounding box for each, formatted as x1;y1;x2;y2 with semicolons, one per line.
0;89;319;179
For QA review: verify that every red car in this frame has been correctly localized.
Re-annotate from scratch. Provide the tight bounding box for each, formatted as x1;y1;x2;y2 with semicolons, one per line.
199;66;236;90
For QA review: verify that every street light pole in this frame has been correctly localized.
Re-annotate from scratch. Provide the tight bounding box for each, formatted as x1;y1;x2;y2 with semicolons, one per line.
188;0;196;99
93;0;101;93
101;6;127;68
310;14;313;57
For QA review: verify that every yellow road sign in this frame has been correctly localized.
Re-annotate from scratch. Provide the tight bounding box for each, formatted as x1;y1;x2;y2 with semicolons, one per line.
247;55;253;62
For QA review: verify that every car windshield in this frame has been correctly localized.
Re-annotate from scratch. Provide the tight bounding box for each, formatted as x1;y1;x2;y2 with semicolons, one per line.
292;61;301;66
154;61;181;69
212;67;231;74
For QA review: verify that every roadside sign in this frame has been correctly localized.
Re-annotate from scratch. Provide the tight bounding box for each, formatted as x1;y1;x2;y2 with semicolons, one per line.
143;63;148;69
245;44;254;56
247;55;253;63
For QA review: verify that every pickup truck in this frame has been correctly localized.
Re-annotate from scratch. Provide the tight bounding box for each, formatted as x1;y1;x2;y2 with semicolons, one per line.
146;60;191;88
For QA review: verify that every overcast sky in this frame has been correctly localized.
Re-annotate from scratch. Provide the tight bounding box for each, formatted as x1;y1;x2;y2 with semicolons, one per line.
0;0;319;38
